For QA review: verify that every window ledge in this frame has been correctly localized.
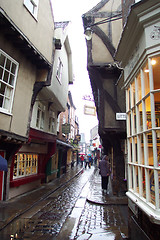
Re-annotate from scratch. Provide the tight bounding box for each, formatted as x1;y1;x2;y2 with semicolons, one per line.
127;191;160;225
10;174;44;187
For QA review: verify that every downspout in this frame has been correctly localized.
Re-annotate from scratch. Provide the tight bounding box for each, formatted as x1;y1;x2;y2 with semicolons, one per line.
26;41;55;137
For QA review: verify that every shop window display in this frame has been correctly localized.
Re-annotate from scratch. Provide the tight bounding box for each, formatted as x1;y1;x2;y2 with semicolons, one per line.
13;154;38;179
127;54;160;209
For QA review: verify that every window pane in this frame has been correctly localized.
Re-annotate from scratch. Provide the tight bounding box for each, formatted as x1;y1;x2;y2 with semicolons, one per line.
24;0;34;13
132;108;136;134
40;111;44;129
14;155;18;177
3;71;9;83
140;134;144;165
9;74;15;86
134;136;138;163
143;61;150;96
131;81;135;108
3;87;11;109
6;59;11;71
135;166;139;193
129;138;132;163
128;112;131;136
138;102;143;131
0;96;3;107
11;63;16;74
150;169;155;205
0;82;5;95
152;55;160;90
147;132;153;166
137;72;142;102
145;96;152;129
154;92;160;127
131;166;134;190
127;88;130;111
0;67;3;79
142;167;146;198
36;108;40;127
0;54;5;67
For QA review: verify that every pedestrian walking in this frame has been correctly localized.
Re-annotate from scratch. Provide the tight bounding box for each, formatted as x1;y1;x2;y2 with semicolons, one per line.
85;155;90;169
99;155;111;194
88;155;92;168
80;155;84;167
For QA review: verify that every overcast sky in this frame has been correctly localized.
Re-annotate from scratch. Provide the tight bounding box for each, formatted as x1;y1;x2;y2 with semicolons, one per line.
51;0;100;142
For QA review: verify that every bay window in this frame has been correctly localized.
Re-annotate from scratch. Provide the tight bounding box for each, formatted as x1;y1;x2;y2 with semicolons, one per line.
126;54;160;212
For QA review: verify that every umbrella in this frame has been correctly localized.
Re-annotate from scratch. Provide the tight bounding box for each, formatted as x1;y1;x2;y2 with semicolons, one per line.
0;155;8;172
79;153;85;155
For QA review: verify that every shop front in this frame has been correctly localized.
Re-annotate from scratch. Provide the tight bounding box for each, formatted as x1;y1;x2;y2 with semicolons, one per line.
9;128;56;199
115;0;160;239
56;139;73;178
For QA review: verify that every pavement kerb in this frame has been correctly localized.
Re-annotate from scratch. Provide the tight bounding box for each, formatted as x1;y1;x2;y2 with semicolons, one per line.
86;168;128;206
86;196;128;206
0;167;84;231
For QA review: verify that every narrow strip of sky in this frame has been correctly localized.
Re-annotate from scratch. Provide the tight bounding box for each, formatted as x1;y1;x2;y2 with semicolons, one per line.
51;0;99;142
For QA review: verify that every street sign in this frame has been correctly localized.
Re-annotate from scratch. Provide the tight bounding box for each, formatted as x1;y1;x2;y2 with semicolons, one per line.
62;123;71;134
116;113;126;120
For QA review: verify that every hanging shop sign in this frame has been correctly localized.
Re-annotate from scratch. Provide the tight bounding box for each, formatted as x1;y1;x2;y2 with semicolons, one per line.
75;134;81;142
62;123;71;134
84;105;96;116
73;139;78;145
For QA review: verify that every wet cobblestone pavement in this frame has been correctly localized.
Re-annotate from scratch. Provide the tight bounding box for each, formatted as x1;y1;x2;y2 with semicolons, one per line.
56;167;128;240
0;167;93;239
72;203;128;240
0;166;128;239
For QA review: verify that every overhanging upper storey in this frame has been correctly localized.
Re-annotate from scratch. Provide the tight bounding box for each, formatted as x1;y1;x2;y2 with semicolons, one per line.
0;8;52;70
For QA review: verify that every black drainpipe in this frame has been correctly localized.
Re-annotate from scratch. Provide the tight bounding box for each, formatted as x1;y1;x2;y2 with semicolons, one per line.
26;41;55;137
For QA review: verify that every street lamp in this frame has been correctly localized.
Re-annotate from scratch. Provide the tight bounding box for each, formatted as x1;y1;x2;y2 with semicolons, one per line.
84;13;122;40
84;27;93;41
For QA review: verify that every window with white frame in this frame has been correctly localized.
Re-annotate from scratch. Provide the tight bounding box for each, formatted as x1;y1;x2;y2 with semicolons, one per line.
13;153;38;179
24;0;39;18
49;117;55;133
36;103;45;129
126;54;160;210
56;57;63;84
0;49;18;114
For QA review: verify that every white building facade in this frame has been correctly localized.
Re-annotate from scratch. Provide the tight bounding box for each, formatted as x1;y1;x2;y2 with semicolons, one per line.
116;0;160;239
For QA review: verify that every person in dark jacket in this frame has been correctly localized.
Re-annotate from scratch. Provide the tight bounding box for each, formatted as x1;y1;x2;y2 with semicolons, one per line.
99;155;111;193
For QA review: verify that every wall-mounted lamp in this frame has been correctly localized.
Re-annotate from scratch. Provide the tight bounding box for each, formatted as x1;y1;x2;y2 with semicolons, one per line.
84;13;122;40
84;27;93;41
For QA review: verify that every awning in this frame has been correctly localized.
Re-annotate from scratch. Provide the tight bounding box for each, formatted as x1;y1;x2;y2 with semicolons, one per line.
56;139;73;148
0;155;8;172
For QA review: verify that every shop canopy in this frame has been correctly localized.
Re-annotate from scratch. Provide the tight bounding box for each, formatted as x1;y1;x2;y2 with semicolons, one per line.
0;155;8;172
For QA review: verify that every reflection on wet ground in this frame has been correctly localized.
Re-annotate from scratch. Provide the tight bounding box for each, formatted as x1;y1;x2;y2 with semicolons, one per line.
0;167;128;239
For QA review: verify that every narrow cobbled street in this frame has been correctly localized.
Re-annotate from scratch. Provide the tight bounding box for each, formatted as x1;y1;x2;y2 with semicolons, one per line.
0;166;128;240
